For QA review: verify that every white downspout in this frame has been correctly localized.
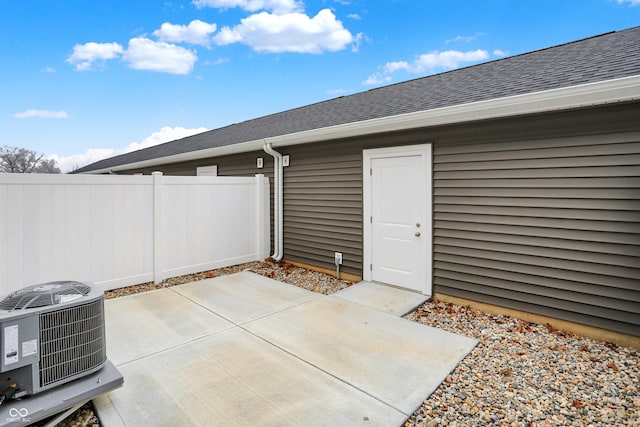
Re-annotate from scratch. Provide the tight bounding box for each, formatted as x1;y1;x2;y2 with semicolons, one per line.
263;142;284;261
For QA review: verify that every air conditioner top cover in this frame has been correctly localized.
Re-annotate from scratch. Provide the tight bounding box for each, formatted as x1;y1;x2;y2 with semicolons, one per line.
0;281;91;311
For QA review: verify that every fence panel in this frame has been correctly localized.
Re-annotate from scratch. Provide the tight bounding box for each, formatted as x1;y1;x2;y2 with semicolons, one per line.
0;173;269;294
158;175;269;280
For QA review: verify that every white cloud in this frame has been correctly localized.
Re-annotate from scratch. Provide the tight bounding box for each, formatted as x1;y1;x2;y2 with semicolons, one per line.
123;126;209;152
204;58;230;65
347;13;361;20
152;20;217;47
67;37;198;75
48;148;118;174
192;0;302;13
11;109;68;119
364;49;492;86
362;74;391;86
445;33;486;44
616;0;640;5
68;2;355;73
49;126;208;173
214;9;354;53
493;49;507;57
41;67;56;73
382;60;410;74
66;42;124;71
351;32;365;53
122;37;198;74
411;49;489;71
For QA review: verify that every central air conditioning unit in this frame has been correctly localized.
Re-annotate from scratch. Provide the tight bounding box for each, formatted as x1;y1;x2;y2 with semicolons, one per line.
0;281;107;400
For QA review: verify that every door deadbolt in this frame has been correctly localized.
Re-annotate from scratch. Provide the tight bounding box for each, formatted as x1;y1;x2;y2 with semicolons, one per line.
415;232;421;237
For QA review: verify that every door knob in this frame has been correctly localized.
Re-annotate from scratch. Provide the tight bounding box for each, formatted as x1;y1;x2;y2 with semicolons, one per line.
415;232;421;237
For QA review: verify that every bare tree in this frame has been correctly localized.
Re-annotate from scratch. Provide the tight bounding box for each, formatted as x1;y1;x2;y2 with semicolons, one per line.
0;146;61;174
34;158;62;174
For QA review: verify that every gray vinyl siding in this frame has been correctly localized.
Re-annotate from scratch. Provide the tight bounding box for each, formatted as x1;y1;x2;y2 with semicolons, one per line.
281;143;364;275
433;132;640;336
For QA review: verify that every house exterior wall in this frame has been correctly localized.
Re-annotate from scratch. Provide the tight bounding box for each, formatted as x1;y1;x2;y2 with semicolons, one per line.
430;106;640;336
433;131;640;336
122;102;640;335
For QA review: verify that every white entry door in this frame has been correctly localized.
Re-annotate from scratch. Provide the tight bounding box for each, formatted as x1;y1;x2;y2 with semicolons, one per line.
363;145;432;294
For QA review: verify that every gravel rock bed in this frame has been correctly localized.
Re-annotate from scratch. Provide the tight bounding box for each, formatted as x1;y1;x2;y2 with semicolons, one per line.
42;261;638;426
403;302;639;426
104;259;353;300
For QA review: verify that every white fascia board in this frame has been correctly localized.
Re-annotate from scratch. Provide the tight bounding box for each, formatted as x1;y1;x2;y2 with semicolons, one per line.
88;75;640;174
87;139;267;174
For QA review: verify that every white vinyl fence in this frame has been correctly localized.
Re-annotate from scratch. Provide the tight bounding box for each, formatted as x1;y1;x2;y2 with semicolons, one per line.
0;172;270;295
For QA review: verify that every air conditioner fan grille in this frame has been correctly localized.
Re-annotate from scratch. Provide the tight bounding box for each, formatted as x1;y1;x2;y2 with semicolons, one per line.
0;281;91;310
39;298;107;387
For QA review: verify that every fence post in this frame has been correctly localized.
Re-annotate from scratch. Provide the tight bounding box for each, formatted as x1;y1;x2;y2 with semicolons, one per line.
255;174;266;260
152;172;163;284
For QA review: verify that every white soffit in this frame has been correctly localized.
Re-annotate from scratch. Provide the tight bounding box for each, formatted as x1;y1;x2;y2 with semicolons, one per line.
90;75;640;174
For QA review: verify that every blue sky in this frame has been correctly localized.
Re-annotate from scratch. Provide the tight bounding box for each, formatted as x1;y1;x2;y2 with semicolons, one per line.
2;0;639;172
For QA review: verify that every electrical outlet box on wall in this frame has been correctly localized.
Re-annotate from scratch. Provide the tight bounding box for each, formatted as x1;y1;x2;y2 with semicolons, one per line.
334;252;343;265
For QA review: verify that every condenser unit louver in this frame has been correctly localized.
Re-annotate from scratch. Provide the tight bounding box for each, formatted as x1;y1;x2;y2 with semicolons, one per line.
0;281;107;399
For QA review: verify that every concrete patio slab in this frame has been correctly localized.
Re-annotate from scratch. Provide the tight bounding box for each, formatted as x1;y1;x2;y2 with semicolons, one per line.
335;281;430;316
105;288;233;365
245;297;477;415
97;272;477;426
174;271;319;324
97;328;406;427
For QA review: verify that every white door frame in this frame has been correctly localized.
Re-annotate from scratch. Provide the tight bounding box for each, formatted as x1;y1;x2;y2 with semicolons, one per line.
363;144;432;295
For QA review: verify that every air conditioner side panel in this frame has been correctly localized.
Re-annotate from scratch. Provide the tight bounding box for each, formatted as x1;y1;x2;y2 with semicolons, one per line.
0;314;40;395
0;315;39;372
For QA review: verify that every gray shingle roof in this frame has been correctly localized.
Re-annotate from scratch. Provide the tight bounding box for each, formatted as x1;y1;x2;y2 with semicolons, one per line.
76;26;640;173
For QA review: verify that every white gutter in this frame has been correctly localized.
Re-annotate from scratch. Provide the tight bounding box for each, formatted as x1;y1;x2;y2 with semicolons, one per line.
86;74;640;175
263;142;284;262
